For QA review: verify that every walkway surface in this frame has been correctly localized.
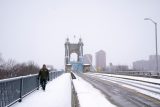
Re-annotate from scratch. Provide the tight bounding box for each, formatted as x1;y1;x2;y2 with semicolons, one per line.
73;74;116;107
12;73;71;107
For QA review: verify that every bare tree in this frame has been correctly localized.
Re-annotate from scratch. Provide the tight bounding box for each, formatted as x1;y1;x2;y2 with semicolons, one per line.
3;59;16;70
0;53;4;65
0;57;40;79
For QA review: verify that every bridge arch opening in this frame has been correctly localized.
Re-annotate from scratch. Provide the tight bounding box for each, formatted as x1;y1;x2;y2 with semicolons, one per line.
70;53;78;62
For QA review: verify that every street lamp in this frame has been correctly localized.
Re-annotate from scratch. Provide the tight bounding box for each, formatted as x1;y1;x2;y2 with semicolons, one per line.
144;18;159;74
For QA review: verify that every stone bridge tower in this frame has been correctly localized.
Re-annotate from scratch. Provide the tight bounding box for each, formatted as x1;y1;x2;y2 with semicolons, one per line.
65;38;83;72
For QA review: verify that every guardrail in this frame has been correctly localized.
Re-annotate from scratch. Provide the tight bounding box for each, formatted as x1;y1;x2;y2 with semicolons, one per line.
0;71;64;107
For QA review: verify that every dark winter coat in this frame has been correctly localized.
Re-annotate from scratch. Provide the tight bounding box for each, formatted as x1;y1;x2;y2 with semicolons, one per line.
38;68;49;81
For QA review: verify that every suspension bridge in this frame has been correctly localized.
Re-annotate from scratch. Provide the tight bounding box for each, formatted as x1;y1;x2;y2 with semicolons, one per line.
0;38;160;107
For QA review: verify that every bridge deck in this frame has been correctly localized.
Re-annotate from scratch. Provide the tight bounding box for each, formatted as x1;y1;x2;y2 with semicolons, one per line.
11;73;71;107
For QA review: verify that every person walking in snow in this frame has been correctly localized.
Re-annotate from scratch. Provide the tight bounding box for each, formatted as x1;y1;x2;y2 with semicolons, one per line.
38;64;49;91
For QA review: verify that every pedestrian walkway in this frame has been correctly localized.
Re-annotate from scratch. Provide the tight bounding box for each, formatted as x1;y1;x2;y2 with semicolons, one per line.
73;74;116;107
12;73;71;107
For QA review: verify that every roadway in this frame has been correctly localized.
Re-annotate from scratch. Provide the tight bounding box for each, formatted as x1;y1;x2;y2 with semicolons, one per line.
78;73;160;107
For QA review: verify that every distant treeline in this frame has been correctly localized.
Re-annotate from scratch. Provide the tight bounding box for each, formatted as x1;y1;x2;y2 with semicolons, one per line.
0;53;39;79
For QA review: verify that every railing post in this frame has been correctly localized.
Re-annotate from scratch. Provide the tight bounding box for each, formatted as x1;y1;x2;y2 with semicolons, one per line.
50;72;52;80
52;72;53;80
37;76;39;90
19;77;23;102
54;72;55;79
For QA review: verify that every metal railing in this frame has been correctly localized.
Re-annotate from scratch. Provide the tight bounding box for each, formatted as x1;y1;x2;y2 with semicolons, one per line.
0;71;64;107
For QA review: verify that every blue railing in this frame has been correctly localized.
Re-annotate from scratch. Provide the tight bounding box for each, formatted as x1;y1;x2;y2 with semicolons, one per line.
0;71;64;107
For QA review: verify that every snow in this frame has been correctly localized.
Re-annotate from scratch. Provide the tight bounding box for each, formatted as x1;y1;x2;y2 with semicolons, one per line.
9;71;160;107
73;74;117;107
86;73;160;100
12;73;71;107
93;73;160;84
100;75;160;100
121;84;160;100
11;72;117;107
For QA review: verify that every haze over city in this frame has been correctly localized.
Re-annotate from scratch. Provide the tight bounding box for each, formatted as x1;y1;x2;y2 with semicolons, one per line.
0;0;160;69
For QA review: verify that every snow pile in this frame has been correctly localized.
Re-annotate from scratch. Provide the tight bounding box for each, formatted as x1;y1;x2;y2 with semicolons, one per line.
12;73;71;107
73;74;116;107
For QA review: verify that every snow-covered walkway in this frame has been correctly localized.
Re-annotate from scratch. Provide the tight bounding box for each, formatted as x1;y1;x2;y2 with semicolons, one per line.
73;74;116;107
11;73;117;107
12;73;72;107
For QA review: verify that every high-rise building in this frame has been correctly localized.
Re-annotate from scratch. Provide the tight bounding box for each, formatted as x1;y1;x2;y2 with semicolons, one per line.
83;54;92;65
96;50;106;71
133;55;160;71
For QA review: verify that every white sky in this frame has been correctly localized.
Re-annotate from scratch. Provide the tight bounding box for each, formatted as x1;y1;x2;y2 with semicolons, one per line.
0;0;160;69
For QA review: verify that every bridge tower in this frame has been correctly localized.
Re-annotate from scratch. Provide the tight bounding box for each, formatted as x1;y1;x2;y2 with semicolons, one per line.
65;37;84;72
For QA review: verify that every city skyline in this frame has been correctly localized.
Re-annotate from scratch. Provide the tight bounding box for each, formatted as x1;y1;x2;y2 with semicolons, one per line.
0;0;160;69
133;54;160;71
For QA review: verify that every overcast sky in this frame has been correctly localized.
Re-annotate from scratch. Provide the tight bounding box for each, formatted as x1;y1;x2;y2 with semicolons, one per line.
0;0;160;69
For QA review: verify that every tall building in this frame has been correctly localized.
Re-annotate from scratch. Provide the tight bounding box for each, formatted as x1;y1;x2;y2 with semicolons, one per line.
83;54;92;65
133;55;160;71
133;60;149;71
96;50;106;71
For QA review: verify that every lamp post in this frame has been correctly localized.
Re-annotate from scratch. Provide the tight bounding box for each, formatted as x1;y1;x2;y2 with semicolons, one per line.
144;18;159;74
